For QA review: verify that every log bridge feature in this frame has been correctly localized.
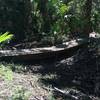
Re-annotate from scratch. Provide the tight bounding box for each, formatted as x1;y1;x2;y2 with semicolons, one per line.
0;39;88;62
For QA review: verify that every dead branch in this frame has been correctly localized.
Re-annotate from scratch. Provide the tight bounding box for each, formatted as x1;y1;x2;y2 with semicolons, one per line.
53;87;92;100
54;87;78;100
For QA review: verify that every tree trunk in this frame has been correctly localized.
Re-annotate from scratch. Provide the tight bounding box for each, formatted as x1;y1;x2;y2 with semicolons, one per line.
24;0;33;39
38;0;50;33
82;0;93;37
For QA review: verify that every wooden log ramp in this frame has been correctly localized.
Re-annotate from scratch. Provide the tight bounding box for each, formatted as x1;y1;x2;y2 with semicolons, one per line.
0;38;88;62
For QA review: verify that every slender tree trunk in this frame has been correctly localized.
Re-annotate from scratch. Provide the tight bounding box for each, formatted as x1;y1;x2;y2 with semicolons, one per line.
24;0;33;39
83;0;93;37
38;0;50;33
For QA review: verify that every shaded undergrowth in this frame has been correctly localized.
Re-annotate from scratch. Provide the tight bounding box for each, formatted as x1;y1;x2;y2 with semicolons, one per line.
25;48;100;97
1;45;100;99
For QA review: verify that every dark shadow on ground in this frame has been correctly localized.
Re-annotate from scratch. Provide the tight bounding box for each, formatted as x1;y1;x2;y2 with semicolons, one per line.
2;47;100;97
24;48;100;97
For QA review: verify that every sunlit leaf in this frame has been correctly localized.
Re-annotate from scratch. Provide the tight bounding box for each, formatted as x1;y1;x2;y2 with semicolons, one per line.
60;4;69;15
0;32;13;43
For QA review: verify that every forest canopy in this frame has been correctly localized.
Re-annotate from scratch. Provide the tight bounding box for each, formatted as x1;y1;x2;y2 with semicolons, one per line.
0;0;100;43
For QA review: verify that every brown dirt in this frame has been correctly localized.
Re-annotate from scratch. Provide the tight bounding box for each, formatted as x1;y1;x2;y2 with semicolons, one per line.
0;71;52;100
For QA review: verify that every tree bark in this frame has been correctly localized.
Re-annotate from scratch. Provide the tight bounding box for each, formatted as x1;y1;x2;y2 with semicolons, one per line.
82;0;93;37
38;0;50;33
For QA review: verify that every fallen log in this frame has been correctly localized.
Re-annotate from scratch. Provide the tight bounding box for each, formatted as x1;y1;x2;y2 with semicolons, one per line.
0;38;88;62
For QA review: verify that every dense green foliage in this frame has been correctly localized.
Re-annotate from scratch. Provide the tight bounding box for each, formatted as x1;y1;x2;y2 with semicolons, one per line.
0;0;100;43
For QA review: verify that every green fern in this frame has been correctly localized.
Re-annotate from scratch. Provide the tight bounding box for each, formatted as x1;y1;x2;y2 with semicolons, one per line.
0;32;13;43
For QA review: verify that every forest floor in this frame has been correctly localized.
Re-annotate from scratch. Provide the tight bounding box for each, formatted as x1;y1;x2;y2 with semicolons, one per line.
0;52;100;100
0;62;53;100
0;38;100;100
